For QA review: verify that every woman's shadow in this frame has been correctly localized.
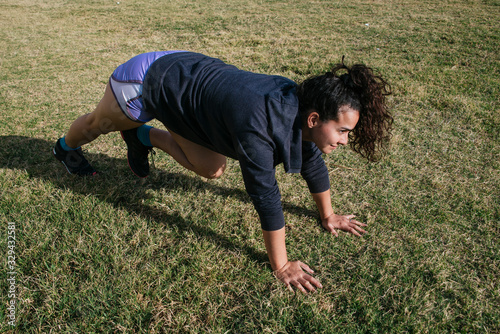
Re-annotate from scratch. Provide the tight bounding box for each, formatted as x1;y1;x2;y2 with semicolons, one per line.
1;135;317;266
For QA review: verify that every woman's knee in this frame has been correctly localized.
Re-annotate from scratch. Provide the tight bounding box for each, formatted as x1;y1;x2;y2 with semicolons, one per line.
85;112;116;135
197;160;227;179
86;105;141;136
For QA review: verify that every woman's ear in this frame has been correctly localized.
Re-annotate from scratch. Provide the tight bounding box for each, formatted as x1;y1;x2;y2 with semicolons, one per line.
307;111;320;128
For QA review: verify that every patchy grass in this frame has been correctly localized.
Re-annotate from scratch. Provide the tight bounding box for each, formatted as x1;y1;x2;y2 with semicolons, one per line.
1;0;499;332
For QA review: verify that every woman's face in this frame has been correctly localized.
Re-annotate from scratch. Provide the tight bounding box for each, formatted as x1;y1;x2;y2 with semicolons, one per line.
303;106;360;154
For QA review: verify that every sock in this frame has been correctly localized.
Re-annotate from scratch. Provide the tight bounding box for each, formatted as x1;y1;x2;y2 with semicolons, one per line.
60;137;80;151
137;125;153;147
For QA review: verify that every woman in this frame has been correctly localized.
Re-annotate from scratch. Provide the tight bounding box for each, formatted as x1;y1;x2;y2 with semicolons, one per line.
53;51;392;293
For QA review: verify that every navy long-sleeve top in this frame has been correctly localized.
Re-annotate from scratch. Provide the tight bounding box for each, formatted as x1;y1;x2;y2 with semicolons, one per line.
142;51;330;231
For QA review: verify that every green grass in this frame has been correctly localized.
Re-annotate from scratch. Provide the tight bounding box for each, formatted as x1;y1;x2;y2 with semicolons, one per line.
1;0;499;332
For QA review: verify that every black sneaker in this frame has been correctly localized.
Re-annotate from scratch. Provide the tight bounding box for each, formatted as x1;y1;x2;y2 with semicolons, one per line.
120;128;152;178
53;138;97;176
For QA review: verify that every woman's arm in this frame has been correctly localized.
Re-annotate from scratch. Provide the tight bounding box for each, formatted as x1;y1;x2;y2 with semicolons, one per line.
262;227;322;293
311;189;335;220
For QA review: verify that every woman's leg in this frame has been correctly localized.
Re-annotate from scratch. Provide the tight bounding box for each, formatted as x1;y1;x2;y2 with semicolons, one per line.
149;128;226;179
54;82;145;176
60;82;226;179
64;83;143;148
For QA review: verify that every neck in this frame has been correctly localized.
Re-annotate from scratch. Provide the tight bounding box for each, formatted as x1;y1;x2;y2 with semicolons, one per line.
301;124;312;142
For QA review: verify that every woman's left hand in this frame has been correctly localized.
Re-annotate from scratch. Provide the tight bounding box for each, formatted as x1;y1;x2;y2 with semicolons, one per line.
321;214;367;237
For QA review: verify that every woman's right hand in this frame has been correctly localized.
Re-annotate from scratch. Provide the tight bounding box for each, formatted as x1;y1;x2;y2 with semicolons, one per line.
274;260;323;293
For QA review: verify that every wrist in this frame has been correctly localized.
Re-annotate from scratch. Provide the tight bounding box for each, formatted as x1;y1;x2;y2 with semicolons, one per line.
320;210;335;221
311;190;334;220
272;259;289;272
273;260;290;275
262;228;288;271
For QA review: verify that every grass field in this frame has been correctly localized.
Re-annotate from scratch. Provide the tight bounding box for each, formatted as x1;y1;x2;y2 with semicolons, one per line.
1;0;499;332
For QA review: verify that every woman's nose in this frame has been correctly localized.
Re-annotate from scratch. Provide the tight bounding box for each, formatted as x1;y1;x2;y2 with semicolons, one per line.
338;133;349;145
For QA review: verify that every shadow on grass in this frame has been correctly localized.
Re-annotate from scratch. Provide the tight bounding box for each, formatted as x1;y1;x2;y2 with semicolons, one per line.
1;135;317;267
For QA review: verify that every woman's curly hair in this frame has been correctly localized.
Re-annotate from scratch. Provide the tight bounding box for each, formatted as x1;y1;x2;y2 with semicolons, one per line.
296;58;393;162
